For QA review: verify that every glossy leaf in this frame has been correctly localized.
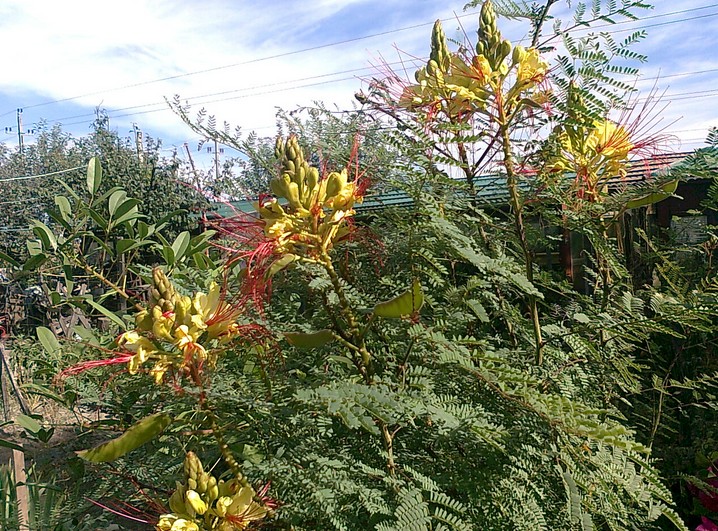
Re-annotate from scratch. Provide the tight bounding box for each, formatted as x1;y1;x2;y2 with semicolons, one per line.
85;299;128;330
86;157;102;195
108;190;128;217
77;413;171;462
54;195;73;224
0;250;19;268
373;279;424;318
36;326;61;355
31;221;57;251
285;329;335;349
171;231;191;262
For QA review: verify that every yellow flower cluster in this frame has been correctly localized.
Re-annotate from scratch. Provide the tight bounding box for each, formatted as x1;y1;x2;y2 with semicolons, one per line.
398;14;548;119
118;268;241;383
256;136;361;273
156;453;268;531
550;119;634;202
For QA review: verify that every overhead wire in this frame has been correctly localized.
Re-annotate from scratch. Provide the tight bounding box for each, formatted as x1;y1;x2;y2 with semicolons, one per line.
2;2;718;124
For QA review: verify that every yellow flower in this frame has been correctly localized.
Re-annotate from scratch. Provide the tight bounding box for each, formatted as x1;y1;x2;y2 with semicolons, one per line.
174;325;207;361
587;119;633;159
152;306;176;342
516;48;548;86
156;515;199;531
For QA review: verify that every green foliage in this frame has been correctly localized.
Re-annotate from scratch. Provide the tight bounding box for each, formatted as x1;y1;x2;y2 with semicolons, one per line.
7;2;718;530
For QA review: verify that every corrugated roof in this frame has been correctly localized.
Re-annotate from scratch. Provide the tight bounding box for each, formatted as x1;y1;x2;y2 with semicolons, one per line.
206;151;698;218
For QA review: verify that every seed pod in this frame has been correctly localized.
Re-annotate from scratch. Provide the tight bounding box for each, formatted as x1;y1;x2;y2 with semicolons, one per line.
77;413;171;462
274;137;284;160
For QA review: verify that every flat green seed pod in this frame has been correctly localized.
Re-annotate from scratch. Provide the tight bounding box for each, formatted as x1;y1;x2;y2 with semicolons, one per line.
78;413;171;463
285;329;335;349
373;279;424;318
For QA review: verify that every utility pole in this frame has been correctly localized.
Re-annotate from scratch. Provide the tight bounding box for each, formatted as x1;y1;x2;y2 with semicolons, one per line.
131;123;144;163
213;139;220;182
16;109;23;155
184;142;200;190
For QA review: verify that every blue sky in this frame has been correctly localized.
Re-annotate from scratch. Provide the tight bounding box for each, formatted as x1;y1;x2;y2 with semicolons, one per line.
0;0;716;173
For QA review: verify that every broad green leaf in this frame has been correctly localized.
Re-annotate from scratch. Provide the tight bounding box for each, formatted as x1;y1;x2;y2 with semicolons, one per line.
77;413;171;462
31;221;57;251
161;245;175;267
374;279;424;318
87;208;109;230
86;157;102;195
0;250;19;268
26;239;42;257
0;438;23;451
36;326;61;355
285;329;335;349
171;231;191;262
85;299;128;330
16;414;42;434
54;195;72;223
46;210;71;231
113;202;142;226
108;190;128;217
23;253;47;270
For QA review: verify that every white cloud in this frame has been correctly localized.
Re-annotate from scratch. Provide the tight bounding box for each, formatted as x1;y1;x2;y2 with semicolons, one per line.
0;0;715;155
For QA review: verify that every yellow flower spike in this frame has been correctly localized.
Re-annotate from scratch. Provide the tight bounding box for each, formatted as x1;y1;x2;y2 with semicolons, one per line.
173;295;192;329
323;170;348;200
330;181;358;210
169;486;186;514
128;355;141;375
264;217;294;241
587;119;633;159
192;283;221;323
255;198;285;219
174;325;203;353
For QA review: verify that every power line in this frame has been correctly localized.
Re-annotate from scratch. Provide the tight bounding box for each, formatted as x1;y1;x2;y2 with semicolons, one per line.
5;10;488;116
2;6;716;138
3;2;716;120
0;165;84;183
